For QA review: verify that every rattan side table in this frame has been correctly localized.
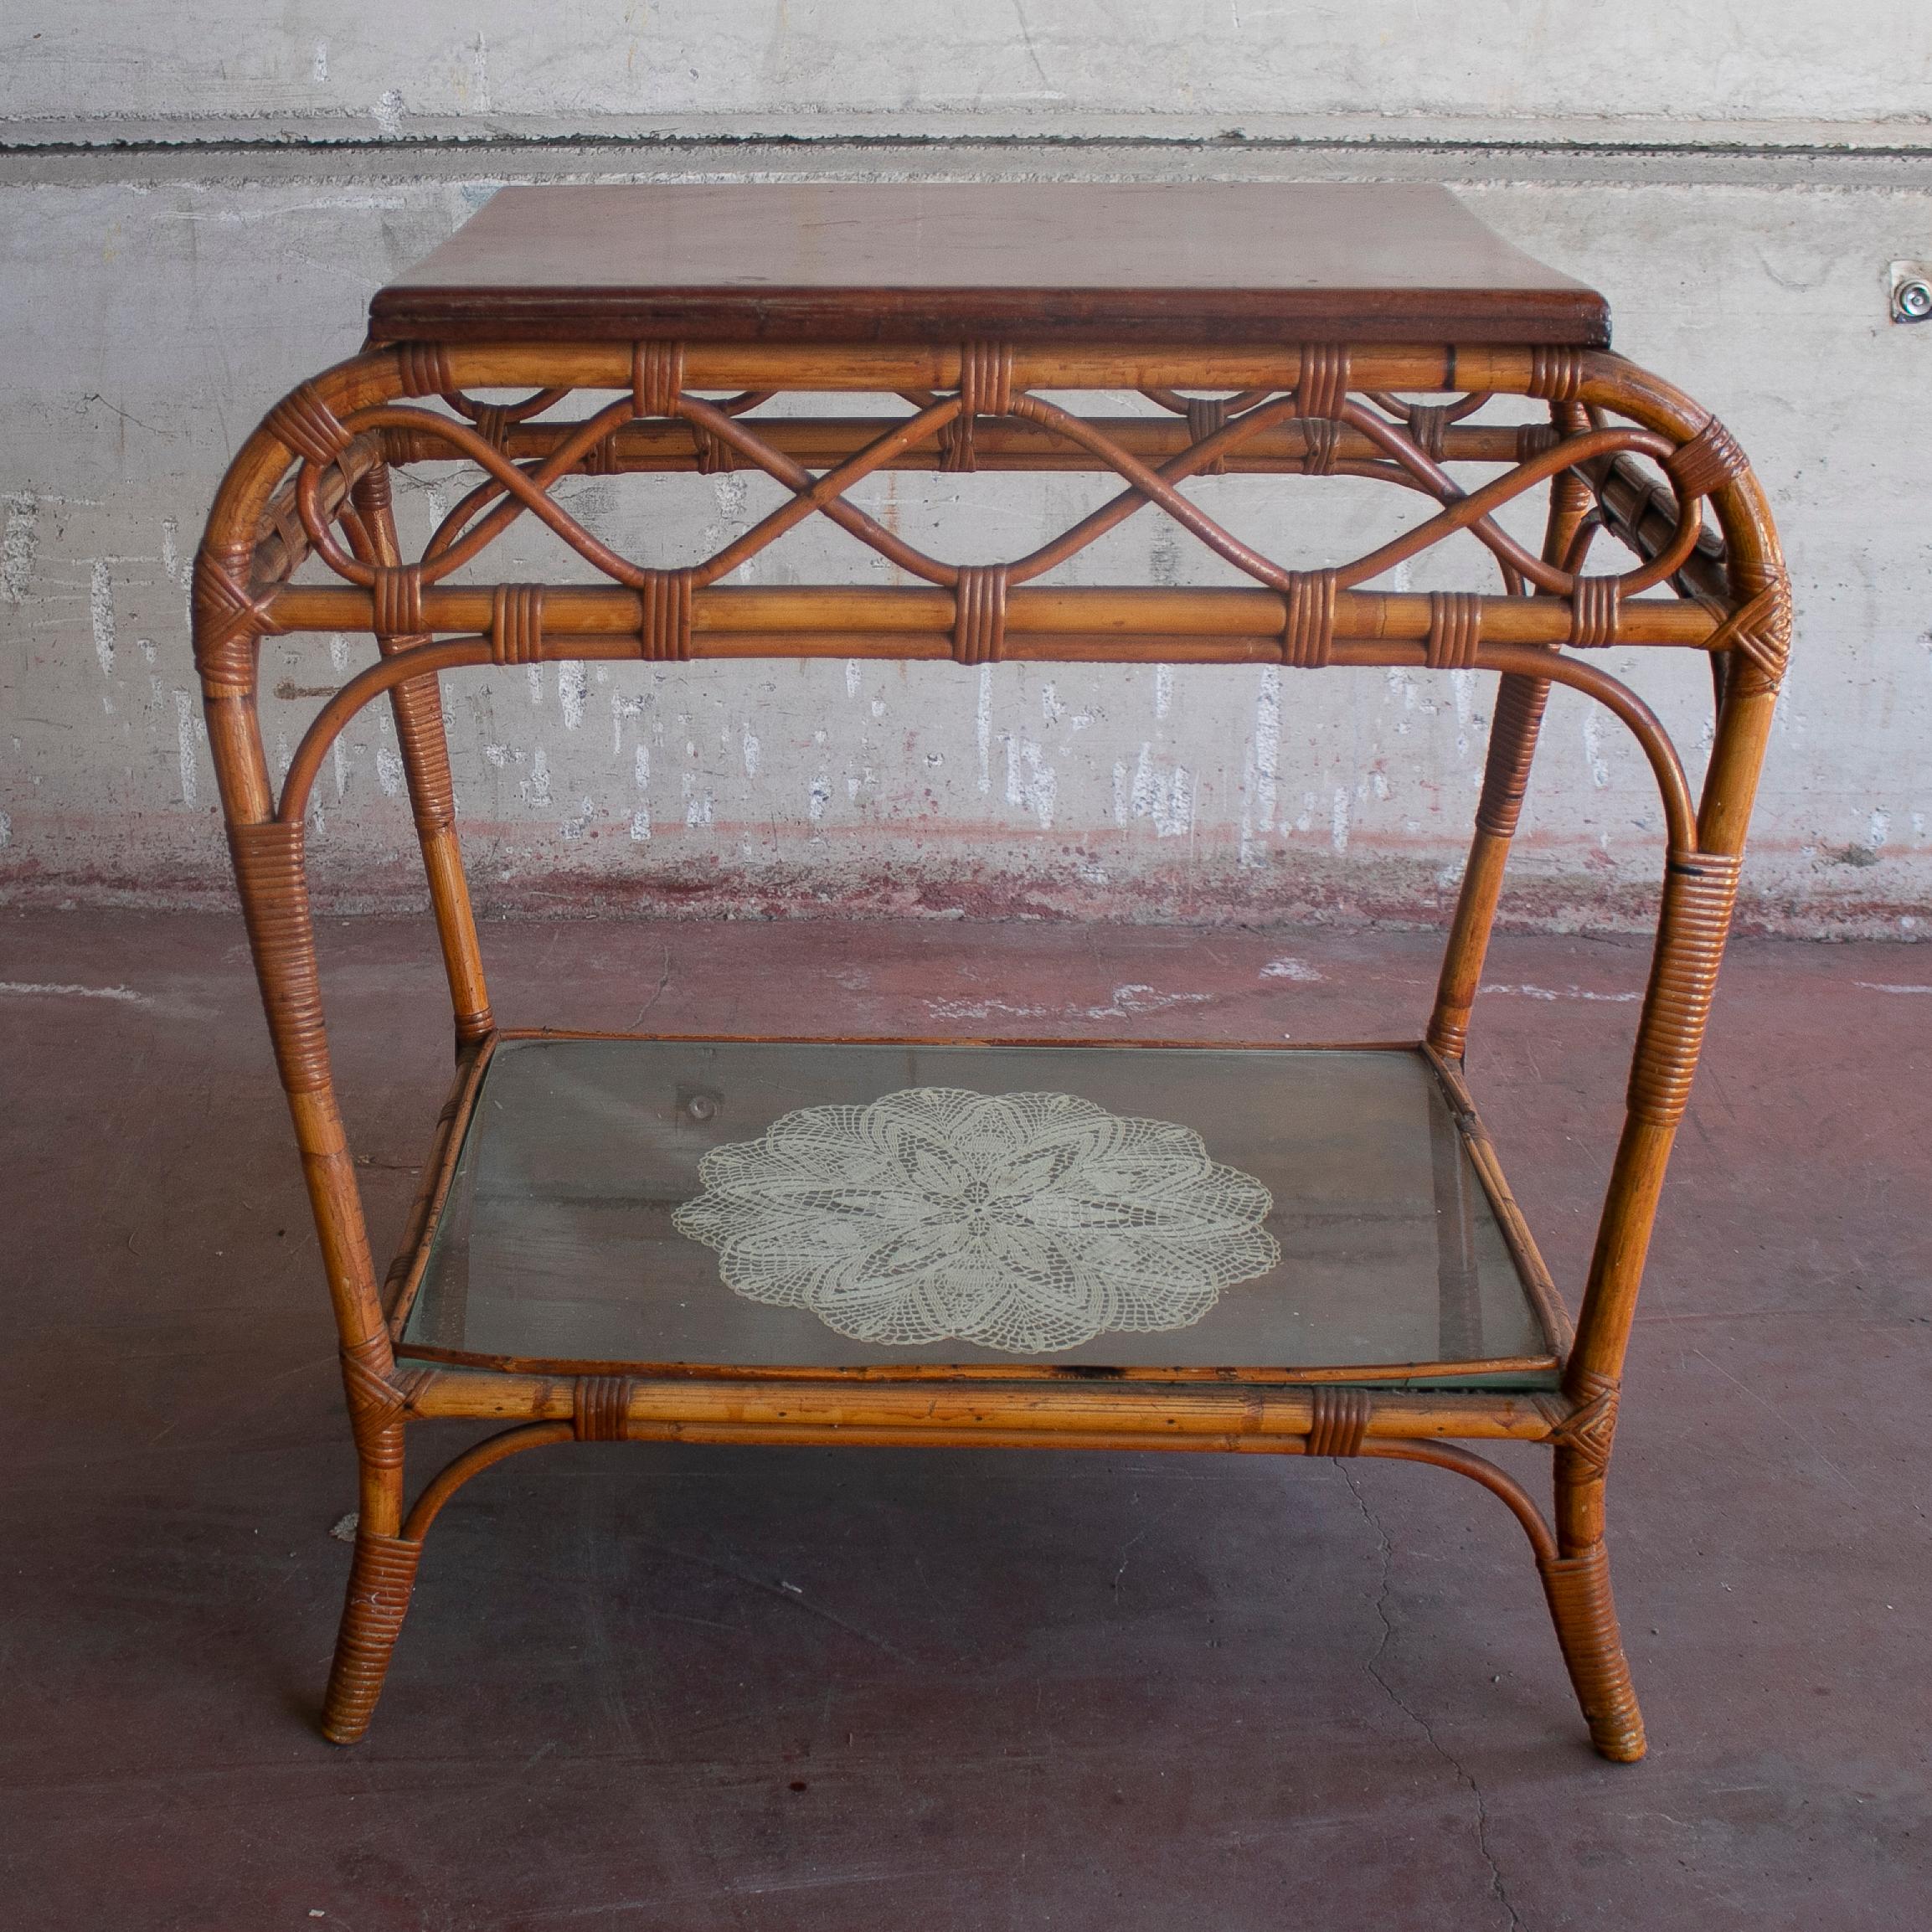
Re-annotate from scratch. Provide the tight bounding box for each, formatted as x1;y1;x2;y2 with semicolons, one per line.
193;183;1790;1759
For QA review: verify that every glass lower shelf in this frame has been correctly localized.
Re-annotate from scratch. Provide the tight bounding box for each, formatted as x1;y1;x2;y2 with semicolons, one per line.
392;1035;1567;1387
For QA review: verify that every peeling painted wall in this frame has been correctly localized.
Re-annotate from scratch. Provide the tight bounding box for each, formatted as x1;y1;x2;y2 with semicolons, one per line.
3;8;1930;933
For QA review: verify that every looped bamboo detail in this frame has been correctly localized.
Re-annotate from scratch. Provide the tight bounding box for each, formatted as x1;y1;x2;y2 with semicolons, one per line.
1538;1543;1646;1761
638;569;695;662
1187;397;1229;473
1569;576;1622;647
393;343;455;399
1280;569;1337;668
1425;590;1484;670
574;1376;637;1441
1628;849;1744;1125
229;819;328;1094
1294;343;1351;420
322;1532;423;1745
952;564;1010;666
266;382;356;468
1307;1386;1373;1457
1667;415;1749;501
371;564;425;639
1528;348;1585;402
632;340;686;419
491;585;545;666
1301;418;1342;477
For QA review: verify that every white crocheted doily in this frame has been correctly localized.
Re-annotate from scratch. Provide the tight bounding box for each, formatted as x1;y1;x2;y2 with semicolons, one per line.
672;1085;1278;1354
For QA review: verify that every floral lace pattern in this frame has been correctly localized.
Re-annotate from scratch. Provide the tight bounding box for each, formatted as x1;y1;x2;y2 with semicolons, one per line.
672;1085;1279;1353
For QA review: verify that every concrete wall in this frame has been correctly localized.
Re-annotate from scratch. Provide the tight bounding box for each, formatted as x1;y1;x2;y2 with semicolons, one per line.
3;7;1930;934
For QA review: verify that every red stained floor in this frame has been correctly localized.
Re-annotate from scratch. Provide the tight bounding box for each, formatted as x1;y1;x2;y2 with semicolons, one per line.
2;907;1928;1930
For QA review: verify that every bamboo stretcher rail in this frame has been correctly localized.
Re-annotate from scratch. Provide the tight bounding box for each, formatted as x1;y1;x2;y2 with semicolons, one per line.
379;415;1562;474
402;1368;1563;1441
265;582;1722;649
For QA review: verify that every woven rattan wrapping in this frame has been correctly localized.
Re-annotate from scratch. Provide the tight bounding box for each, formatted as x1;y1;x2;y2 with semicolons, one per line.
632;340;685;419
229;820;329;1094
1538;1543;1646;1759
1187;397;1229;473
1306;1386;1373;1457
1667;415;1749;501
322;1533;423;1744
1629;851;1744;1125
574;1376;637;1441
394;342;455;399
371;565;425;640
491;585;545;667
1527;348;1585;402
266;382;355;467
1280;569;1337;668
1569;576;1621;648
1425;591;1484;671
1475;677;1551;839
192;546;275;696
952;564;1010;665
637;569;695;662
1293;343;1351;420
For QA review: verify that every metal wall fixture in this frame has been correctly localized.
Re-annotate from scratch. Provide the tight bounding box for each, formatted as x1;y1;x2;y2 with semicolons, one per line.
1890;260;1932;323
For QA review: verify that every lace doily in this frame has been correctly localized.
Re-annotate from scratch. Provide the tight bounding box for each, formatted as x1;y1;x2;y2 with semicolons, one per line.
672;1085;1279;1354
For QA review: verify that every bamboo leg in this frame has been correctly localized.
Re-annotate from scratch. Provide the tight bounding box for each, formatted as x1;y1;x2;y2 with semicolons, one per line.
348;466;493;1046
1426;415;1592;1059
320;1338;420;1744
1538;1449;1646;1762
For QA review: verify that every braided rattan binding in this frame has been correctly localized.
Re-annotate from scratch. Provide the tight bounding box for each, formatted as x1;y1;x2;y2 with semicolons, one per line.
1186;397;1229;474
1280;569;1337;668
1407;403;1450;461
1538;1543;1646;1762
638;569;696;662
1294;344;1351;422
265;382;356;468
574;1376;637;1442
1528;348;1586;402
1705;571;1793;694
1515;421;1563;463
321;1532;424;1745
952;564;1010;665
393;343;455;399
1301;418;1342;477
491;585;545;667
1425;591;1483;671
340;1333;414;1470
942;340;1015;472
1569;576;1621;648
193;544;276;697
1543;1369;1620;1477
632;340;685;419
1667;415;1749;502
1306;1386;1373;1457
371;565;425;640
1628;850;1744;1126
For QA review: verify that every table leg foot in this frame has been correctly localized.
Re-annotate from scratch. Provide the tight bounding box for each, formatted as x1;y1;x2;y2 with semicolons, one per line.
1538;1539;1647;1762
320;1529;423;1744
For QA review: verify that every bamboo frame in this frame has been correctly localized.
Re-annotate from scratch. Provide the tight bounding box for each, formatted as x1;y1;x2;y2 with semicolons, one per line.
196;329;1788;1762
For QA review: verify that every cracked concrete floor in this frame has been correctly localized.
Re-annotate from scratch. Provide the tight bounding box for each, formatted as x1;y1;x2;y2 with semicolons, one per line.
3;908;1928;1930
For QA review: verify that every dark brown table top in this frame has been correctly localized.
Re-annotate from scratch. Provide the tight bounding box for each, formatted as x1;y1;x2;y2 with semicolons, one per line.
368;183;1609;348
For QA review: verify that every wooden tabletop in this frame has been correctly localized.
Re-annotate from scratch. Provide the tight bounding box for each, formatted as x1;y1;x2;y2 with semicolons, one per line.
368;183;1609;348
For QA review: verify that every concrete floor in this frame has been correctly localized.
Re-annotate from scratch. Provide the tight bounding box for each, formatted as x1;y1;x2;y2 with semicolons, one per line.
3;907;1928;1930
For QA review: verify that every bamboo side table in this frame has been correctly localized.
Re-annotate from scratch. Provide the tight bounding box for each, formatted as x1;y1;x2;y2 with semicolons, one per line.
193;183;1790;1759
